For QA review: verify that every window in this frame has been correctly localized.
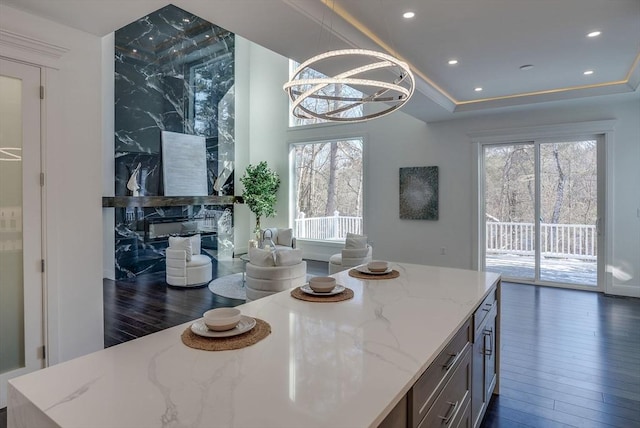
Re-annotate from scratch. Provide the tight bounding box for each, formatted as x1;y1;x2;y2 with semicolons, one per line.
288;60;364;127
292;138;364;241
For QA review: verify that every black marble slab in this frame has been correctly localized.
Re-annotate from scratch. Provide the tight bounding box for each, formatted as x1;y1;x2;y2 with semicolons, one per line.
112;5;236;279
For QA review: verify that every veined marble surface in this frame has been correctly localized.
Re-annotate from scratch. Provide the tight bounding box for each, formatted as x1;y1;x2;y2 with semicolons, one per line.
8;264;500;428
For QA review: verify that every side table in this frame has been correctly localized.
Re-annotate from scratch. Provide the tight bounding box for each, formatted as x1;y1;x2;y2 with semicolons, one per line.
239;254;250;286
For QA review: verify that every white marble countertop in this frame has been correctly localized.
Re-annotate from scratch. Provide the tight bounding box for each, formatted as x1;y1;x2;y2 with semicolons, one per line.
9;263;500;428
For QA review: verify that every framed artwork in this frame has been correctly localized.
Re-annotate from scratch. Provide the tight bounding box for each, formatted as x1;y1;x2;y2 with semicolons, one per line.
399;166;439;220
161;131;208;196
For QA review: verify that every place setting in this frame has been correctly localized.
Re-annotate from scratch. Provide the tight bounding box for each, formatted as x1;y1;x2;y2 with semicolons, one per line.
291;276;354;302
181;307;271;351
349;260;400;280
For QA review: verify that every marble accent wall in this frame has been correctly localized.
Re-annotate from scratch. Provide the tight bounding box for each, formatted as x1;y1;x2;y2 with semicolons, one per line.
113;5;235;279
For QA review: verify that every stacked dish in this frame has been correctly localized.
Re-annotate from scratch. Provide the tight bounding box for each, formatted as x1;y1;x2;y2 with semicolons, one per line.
191;307;256;338
355;260;392;275
300;276;345;296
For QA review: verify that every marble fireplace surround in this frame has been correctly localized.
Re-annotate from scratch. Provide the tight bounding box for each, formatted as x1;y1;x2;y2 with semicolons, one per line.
110;5;238;280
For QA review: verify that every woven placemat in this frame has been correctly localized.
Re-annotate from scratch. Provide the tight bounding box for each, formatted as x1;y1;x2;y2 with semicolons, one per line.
290;287;354;302
348;269;400;280
181;318;271;351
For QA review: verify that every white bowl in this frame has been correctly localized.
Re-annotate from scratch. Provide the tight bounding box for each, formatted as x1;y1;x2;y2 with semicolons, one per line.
367;260;389;272
309;276;337;293
203;308;242;331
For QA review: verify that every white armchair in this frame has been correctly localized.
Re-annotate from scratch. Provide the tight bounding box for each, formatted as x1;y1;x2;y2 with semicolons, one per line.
261;228;296;250
328;233;373;274
245;247;307;301
166;234;212;287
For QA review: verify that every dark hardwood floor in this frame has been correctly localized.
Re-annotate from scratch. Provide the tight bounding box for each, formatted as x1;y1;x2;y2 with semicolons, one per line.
103;259;329;348
3;268;638;428
481;283;640;428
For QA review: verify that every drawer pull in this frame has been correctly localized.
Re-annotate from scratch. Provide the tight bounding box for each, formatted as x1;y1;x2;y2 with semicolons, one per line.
481;302;493;312
481;328;493;356
437;400;459;424
442;353;458;371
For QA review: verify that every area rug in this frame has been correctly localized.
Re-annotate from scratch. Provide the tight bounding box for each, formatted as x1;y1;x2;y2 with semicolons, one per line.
208;273;246;300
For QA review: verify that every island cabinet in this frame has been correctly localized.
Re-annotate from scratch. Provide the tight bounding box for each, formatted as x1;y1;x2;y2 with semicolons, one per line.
379;281;500;428
409;319;471;428
471;286;499;428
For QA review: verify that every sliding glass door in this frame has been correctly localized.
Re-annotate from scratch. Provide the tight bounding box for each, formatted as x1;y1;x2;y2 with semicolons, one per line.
483;137;600;288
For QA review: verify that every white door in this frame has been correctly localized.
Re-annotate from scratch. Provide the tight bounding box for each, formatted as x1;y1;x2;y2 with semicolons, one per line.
0;59;44;408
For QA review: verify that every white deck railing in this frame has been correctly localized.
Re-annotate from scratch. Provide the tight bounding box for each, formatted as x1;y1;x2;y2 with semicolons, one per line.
294;212;363;240
486;221;597;260
293;216;596;260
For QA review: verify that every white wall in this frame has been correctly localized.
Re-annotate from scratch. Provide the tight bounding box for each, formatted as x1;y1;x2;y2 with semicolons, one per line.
234;38;291;255
0;6;105;363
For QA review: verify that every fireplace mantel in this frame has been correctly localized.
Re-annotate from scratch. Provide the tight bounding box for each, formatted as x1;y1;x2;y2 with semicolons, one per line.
102;195;242;208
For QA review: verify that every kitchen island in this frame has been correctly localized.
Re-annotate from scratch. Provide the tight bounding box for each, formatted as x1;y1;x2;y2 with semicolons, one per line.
9;263;500;428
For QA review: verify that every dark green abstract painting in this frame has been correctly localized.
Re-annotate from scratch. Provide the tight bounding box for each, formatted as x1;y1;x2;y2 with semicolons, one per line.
399;166;439;220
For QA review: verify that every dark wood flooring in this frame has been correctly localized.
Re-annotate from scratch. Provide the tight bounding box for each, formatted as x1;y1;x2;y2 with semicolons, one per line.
103;259;329;348
481;284;640;428
2;267;638;428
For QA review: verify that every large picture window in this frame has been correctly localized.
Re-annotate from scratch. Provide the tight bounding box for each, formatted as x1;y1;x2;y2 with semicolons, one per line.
288;60;364;127
292;138;364;241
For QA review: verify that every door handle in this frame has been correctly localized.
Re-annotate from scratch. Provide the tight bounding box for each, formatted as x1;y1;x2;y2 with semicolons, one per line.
481;328;493;356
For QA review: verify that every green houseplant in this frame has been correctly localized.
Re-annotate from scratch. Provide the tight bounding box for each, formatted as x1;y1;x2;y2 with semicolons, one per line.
240;161;281;236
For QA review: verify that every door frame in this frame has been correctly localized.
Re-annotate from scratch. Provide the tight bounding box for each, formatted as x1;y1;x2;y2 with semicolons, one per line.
470;120;615;293
0;58;44;408
1;30;70;377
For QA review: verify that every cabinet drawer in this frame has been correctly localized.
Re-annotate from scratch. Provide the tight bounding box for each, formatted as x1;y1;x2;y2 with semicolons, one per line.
417;346;472;428
473;289;496;336
452;394;471;428
410;320;471;427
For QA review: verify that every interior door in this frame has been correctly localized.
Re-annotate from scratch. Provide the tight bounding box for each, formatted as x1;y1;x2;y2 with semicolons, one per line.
0;58;44;408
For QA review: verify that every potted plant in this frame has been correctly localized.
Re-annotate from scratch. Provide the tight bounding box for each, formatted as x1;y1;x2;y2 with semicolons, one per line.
240;161;281;238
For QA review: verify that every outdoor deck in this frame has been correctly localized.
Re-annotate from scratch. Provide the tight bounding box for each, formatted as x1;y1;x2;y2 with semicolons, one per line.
486;254;597;286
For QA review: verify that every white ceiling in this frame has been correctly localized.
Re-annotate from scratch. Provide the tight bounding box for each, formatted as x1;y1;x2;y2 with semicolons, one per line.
2;0;639;122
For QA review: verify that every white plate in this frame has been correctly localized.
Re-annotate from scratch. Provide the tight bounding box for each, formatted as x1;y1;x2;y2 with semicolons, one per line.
300;284;346;296
355;265;393;275
190;315;256;338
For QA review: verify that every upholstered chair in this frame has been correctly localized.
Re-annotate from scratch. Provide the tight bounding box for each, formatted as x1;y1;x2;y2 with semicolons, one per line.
328;233;373;274
245;247;307;301
261;228;296;250
165;234;212;287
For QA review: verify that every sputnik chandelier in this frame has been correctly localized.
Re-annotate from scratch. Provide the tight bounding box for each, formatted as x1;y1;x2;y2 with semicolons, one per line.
283;49;415;123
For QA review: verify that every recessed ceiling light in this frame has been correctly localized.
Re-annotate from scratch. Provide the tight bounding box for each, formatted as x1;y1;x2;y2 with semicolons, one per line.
474;87;483;92
205;34;210;38
148;37;153;40
587;31;601;38
448;59;459;65
584;70;594;75
132;49;137;53
183;18;190;23
519;64;534;71
403;11;415;19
